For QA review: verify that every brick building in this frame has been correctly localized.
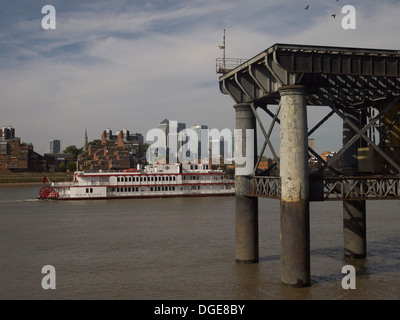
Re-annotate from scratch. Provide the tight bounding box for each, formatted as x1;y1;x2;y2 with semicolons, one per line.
78;129;144;171
0;126;46;172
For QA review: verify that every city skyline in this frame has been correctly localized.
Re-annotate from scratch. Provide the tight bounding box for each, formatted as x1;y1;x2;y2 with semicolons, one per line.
0;116;377;159
1;0;400;155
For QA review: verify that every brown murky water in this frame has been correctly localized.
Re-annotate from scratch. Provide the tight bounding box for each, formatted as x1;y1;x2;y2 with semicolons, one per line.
1;184;399;300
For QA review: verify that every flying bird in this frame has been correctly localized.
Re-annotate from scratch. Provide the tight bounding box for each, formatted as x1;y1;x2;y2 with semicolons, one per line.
304;5;309;10
331;14;336;18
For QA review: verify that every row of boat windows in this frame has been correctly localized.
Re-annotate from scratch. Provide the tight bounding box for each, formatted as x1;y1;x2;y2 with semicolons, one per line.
115;175;210;183
116;176;177;183
111;186;177;192
87;185;229;194
190;164;209;170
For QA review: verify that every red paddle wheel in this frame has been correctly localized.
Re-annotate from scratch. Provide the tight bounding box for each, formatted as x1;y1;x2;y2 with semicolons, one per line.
38;186;59;199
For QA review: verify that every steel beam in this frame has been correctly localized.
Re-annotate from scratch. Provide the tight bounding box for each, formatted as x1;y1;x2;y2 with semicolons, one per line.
250;103;280;173
331;99;400;173
313;96;400;175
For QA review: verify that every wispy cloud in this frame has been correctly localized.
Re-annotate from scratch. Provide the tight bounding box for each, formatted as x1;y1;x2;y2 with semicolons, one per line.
0;0;399;154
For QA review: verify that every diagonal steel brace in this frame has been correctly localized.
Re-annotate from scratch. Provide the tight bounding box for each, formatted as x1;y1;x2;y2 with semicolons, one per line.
325;96;400;173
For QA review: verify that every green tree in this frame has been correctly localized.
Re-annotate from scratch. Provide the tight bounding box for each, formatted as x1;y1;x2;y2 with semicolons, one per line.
140;143;150;155
89;139;102;146
63;145;83;159
56;162;66;172
225;167;235;178
140;143;150;165
66;161;77;172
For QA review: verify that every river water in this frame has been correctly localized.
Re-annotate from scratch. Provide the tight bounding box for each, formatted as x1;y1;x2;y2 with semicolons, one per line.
0;184;399;300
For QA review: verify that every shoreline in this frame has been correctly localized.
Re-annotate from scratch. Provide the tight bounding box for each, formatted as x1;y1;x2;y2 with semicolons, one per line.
0;182;43;186
0;172;73;185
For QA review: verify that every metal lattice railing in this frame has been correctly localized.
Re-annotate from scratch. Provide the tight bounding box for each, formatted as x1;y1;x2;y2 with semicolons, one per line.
216;58;248;74
322;176;400;200
250;176;281;199
250;176;400;201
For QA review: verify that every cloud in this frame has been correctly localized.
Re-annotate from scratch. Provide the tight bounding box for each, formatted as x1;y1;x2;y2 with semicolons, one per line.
1;0;399;154
287;1;400;49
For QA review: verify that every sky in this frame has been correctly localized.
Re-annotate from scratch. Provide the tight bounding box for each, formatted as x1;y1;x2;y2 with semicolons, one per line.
1;0;400;155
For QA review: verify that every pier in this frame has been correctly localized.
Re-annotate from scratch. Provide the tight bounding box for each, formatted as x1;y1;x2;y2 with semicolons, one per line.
218;44;400;287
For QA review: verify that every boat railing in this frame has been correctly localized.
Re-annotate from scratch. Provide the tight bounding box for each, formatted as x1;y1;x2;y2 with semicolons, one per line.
182;178;235;184
76;168;226;175
52;181;78;187
77;169;143;174
52;181;106;187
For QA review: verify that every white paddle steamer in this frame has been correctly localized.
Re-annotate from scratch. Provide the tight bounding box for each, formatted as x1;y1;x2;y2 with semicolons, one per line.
38;163;234;200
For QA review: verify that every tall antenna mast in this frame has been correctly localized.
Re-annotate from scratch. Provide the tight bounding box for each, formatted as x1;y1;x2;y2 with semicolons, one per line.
216;29;246;74
219;29;226;70
223;29;226;70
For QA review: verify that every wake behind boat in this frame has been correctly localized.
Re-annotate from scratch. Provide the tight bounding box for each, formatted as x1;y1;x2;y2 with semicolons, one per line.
38;163;235;200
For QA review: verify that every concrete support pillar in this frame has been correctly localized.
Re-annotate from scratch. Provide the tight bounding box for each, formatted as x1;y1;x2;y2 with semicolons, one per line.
234;103;258;263
342;107;367;259
278;85;311;287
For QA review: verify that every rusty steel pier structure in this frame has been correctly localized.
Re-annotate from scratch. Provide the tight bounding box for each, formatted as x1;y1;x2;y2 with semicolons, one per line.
217;44;400;287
